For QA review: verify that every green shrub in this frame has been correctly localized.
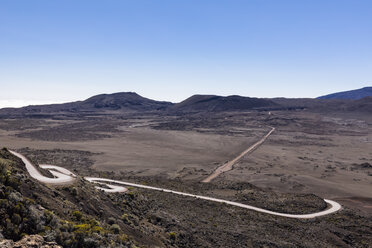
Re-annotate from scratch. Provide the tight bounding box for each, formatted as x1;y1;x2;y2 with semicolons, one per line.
88;217;100;227
72;210;83;221
71;187;78;196
169;232;177;241
108;217;116;225
11;213;22;225
110;224;121;234
0;199;9;208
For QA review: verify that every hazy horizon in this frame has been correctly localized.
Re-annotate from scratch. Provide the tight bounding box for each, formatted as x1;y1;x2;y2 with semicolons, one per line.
2;85;372;109
1;0;371;108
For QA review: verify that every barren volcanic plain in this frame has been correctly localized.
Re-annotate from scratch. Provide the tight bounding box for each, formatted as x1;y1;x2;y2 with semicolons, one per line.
0;92;371;247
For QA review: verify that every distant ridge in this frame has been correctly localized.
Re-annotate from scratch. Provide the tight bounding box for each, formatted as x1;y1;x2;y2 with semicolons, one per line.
317;86;372;100
1;90;371;116
171;95;279;112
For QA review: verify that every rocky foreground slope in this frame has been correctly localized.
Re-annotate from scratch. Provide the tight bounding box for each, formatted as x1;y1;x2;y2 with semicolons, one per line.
0;235;62;248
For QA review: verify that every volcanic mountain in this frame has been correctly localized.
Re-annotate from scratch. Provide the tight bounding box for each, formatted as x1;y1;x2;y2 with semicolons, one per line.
318;86;372;100
1;89;371;116
78;92;173;110
0;92;173;115
171;95;279;112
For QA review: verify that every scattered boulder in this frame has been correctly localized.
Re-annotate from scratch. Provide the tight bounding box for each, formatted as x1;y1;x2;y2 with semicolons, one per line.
352;162;372;170
360;162;372;169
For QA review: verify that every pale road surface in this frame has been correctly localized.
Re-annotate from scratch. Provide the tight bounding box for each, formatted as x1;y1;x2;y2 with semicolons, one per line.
9;150;341;219
9;151;76;184
202;127;276;183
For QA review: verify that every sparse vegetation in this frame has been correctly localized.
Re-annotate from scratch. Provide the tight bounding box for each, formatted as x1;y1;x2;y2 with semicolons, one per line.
0;148;141;247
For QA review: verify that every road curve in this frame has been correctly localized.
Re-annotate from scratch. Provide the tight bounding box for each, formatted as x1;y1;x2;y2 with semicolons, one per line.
9;150;76;184
9;150;341;219
202;127;276;183
86;177;341;219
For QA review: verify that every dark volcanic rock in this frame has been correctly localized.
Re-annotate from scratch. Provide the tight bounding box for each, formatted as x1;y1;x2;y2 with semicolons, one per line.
353;162;372;169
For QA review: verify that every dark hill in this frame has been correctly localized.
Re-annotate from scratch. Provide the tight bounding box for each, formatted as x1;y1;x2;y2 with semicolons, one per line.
79;92;173;111
171;95;279;112
317;86;372;100
0;92;173;115
271;97;372;113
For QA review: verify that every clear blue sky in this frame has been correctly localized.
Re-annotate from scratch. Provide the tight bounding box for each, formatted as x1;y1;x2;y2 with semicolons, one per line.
1;0;371;107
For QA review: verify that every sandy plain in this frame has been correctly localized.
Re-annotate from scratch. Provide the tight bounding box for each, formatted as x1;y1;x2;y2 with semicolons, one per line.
0;110;371;215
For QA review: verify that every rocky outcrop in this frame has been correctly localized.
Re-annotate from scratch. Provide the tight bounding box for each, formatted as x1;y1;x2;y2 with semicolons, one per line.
0;235;62;248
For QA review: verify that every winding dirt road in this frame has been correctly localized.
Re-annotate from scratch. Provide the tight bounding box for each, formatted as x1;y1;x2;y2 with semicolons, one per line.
9;151;76;184
202;127;276;183
9;150;341;219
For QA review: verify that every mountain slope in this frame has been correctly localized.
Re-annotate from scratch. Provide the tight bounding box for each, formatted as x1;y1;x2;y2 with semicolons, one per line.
172;95;279;112
343;96;372;113
317;86;372;100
